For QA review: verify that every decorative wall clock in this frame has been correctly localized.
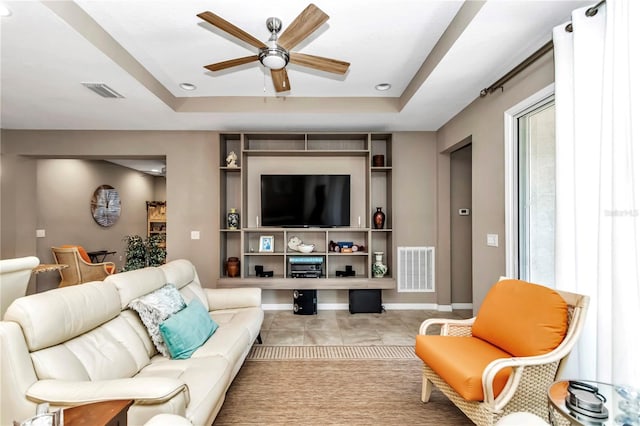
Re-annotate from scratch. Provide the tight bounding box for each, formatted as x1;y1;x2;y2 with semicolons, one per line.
90;185;121;227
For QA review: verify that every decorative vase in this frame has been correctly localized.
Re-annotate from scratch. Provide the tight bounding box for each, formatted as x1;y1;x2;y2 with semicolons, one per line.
373;155;385;167
227;208;239;230
373;207;386;229
226;257;240;277
372;252;387;278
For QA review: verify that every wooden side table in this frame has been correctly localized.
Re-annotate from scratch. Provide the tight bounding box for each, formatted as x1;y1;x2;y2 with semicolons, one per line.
63;400;133;426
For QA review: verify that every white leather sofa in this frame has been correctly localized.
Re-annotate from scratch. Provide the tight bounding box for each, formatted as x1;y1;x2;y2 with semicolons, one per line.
0;255;40;317
0;259;263;426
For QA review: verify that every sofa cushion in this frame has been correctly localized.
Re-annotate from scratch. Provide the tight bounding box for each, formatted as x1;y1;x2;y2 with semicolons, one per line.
105;267;167;310
160;259;209;311
4;281;121;351
471;279;568;357
160;299;218;360
415;335;513;401
129;284;186;357
137;356;231;426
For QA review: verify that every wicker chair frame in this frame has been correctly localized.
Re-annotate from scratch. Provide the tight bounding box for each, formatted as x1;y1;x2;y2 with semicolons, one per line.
51;246;115;287
418;287;589;426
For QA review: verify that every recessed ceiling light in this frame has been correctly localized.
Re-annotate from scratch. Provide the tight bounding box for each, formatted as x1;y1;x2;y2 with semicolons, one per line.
179;83;197;91
375;83;392;91
0;4;12;17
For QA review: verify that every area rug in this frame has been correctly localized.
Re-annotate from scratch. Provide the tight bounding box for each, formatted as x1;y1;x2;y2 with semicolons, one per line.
213;356;473;425
246;345;417;361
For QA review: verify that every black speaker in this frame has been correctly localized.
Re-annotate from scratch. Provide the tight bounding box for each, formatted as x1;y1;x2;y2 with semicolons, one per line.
349;289;382;314
293;289;317;315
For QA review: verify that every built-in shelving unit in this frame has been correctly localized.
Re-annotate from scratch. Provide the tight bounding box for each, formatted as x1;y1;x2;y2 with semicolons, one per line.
218;133;393;290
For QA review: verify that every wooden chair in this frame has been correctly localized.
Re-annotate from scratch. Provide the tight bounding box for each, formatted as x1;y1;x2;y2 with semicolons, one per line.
415;278;589;425
51;246;115;287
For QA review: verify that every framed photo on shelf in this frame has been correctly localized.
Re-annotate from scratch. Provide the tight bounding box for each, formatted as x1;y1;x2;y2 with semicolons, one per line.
259;235;274;253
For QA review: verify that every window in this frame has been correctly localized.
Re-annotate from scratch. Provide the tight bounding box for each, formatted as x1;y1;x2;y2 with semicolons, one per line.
504;84;555;284
517;100;555;284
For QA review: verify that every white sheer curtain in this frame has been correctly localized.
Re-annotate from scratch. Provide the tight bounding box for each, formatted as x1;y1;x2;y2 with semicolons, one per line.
553;0;639;385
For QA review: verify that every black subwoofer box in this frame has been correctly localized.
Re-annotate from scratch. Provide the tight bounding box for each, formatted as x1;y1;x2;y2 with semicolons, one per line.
349;289;382;314
293;289;317;315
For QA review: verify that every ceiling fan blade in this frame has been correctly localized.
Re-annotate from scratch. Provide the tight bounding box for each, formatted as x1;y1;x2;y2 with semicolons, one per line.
289;52;349;74
204;55;258;72
271;68;291;92
197;11;267;49
277;4;329;51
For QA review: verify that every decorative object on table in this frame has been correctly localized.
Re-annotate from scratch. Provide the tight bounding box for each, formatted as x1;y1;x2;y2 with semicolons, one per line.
287;236;314;253
123;234;167;271
288;236;302;251
373;154;385;167
372;251;387;278
225;257;240;277
227;208;240;230
225;151;238;167
259;235;274;252
90;185;121;227
373;207;386;229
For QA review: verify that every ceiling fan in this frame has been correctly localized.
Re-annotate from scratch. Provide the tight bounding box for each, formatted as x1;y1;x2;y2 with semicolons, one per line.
197;3;350;93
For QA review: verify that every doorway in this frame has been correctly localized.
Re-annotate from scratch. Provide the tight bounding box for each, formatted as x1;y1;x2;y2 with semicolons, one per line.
450;144;472;306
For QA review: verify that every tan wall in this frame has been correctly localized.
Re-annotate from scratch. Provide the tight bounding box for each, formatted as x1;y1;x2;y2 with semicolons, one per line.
436;50;555;311
35;159;154;292
1;129;444;308
1;130;219;290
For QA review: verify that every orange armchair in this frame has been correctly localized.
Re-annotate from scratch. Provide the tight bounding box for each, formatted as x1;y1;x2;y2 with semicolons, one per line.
51;245;115;287
415;278;589;425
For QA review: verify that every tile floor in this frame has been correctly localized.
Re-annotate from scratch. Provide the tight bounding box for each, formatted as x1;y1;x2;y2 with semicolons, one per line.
259;309;473;346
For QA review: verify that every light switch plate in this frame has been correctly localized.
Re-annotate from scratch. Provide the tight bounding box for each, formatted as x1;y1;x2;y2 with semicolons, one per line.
486;234;499;247
191;231;200;240
36;229;46;238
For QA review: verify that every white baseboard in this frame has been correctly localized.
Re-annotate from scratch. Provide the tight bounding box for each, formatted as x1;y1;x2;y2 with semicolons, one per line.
261;303;471;311
451;303;473;310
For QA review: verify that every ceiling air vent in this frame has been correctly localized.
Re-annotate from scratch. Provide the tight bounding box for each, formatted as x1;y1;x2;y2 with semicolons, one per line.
81;83;124;98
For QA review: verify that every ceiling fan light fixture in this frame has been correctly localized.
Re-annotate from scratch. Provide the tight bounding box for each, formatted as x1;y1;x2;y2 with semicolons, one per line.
259;46;289;70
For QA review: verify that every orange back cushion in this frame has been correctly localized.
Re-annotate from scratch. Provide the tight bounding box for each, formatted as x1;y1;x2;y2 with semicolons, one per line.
62;245;91;263
471;279;568;357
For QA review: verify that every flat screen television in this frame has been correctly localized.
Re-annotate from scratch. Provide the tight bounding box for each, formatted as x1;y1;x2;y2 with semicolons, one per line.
261;174;350;227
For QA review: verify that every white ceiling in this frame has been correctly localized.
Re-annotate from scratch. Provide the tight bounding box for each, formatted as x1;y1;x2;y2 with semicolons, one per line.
0;0;590;132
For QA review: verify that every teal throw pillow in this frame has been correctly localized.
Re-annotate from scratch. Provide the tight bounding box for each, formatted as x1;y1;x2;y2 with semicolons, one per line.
159;299;218;359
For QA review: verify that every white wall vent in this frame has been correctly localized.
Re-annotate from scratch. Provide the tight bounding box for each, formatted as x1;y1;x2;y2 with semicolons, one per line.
397;246;435;292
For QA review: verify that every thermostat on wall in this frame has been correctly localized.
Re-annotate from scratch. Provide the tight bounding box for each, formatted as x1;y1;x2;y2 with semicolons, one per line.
458;208;470;216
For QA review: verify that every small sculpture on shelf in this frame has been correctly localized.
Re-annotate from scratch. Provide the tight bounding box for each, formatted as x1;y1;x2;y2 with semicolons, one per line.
227;208;240;230
226;151;238;168
372;252;388;278
373;207;386;229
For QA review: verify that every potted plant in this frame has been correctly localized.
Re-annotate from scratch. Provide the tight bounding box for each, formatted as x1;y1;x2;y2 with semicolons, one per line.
123;234;166;271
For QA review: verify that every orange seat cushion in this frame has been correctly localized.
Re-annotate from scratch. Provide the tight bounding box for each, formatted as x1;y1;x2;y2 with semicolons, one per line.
415;335;513;401
471;279;568;357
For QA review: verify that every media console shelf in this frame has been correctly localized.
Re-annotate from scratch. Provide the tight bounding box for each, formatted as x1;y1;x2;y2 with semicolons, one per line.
218;133;394;290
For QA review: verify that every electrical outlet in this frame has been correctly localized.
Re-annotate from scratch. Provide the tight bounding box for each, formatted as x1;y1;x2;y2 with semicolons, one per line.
191;231;200;240
36;229;46;238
